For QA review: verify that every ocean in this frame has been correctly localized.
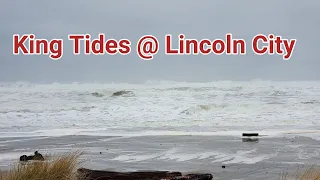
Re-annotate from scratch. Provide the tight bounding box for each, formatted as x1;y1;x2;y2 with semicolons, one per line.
0;80;319;138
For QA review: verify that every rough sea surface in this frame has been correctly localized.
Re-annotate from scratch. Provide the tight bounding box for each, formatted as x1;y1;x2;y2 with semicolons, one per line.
1;81;319;137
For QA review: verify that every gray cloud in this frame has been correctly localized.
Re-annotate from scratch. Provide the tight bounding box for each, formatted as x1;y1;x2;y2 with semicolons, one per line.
0;0;319;83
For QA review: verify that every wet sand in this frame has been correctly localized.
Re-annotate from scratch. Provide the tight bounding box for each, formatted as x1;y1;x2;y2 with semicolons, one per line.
1;135;320;180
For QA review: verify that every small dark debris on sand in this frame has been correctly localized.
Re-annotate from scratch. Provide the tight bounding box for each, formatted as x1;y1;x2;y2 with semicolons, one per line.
19;151;44;161
242;133;259;137
78;168;213;180
242;133;260;143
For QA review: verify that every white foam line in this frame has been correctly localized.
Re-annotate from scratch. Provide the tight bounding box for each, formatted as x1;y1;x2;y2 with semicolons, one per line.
0;128;108;138
0;137;50;144
282;130;320;134
1;129;320;140
53;130;283;138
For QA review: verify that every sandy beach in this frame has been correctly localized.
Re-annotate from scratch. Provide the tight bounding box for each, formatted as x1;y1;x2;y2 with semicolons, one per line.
1;133;320;179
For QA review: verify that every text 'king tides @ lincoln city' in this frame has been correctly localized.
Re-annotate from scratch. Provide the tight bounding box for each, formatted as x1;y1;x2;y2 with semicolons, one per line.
12;33;297;60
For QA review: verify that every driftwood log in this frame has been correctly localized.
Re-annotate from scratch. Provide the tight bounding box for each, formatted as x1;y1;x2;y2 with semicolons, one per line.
242;133;259;137
78;168;213;180
19;151;44;161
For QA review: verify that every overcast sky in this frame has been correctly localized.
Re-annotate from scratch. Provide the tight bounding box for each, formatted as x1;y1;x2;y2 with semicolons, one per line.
0;0;319;83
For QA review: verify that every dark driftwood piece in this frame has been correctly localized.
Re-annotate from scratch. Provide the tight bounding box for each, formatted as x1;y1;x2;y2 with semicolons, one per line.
78;168;213;180
19;151;44;161
242;133;259;137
